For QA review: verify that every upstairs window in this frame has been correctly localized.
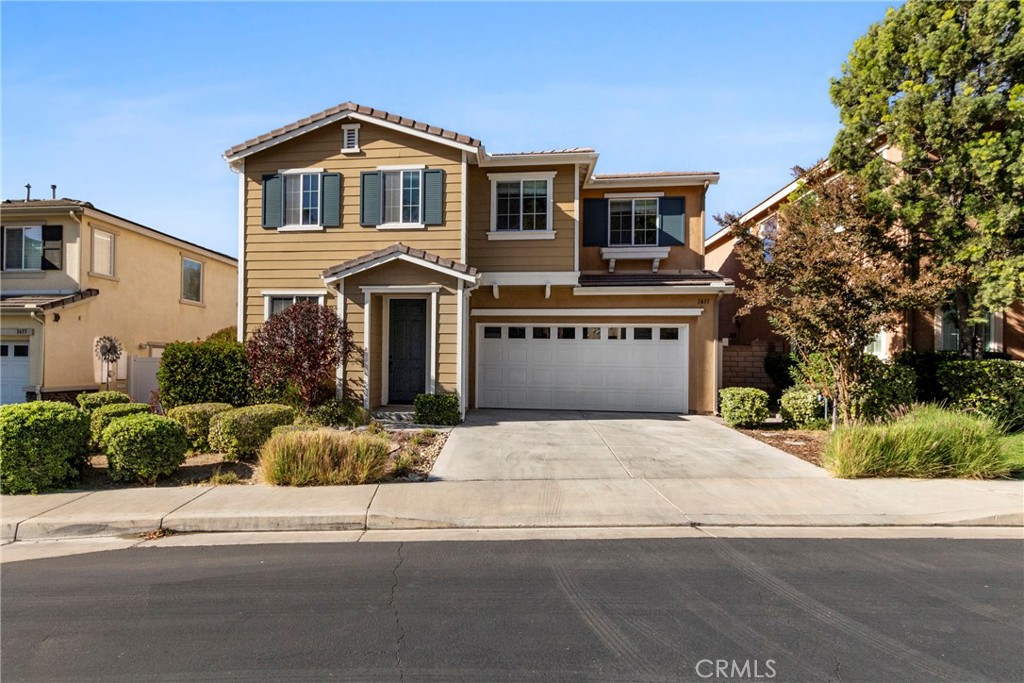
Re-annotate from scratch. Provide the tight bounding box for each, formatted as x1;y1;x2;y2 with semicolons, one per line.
181;257;203;304
489;172;555;233
92;228;115;277
609;198;658;246
758;216;778;262
3;226;43;270
284;173;320;227
382;170;422;225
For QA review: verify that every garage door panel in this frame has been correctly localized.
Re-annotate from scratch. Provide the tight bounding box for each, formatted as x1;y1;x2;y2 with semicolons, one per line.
478;324;687;413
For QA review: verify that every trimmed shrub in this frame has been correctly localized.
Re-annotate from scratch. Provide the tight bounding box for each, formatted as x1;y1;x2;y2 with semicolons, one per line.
413;393;461;426
157;340;252;409
205;326;238;344
166;402;232;452
208;404;296;460
102;413;188;484
308;398;372;429
91;403;151;447
260;429;392;486
823;405;1010;479
851;355;916;421
0;402;90;494
77;391;131;414
718;388;770;428
892;350;960;403
779;386;823;428
938;359;1024;432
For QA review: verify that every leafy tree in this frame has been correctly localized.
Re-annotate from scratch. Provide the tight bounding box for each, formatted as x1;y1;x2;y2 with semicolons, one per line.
718;166;944;426
829;0;1023;356
246;301;353;410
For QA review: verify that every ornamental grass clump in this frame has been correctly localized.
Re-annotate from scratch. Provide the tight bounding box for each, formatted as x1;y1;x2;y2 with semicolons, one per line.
259;429;392;486
823;405;1011;479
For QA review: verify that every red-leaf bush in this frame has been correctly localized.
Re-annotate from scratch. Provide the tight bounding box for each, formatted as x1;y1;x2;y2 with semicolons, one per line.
246;301;353;409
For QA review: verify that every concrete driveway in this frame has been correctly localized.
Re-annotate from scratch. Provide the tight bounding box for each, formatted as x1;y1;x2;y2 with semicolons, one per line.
430;409;827;481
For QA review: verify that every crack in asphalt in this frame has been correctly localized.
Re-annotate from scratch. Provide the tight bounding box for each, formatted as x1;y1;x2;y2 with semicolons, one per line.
389;542;406;682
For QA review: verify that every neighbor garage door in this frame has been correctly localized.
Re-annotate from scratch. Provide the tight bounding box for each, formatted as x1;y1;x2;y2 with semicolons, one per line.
0;342;30;405
477;323;688;412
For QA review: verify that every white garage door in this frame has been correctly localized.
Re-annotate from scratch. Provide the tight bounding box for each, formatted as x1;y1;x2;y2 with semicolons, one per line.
1;342;31;405
477;324;688;412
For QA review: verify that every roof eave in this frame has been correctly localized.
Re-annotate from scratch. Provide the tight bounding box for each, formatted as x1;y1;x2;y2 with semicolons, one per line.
479;151;600;168
585;174;720;189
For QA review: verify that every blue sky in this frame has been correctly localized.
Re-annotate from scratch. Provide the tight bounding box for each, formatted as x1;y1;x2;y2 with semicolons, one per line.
3;1;892;257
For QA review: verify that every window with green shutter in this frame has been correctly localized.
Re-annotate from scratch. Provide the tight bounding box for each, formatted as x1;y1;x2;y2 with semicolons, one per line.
262;172;341;229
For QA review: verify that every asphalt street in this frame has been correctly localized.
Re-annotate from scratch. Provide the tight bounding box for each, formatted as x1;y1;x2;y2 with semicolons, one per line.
1;538;1021;682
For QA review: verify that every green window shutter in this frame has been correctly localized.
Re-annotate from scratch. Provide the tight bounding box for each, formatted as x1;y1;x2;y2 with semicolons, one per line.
321;173;342;227
582;198;608;246
360;171;382;227
41;225;63;270
261;174;284;229
423;169;444;225
658;197;686;246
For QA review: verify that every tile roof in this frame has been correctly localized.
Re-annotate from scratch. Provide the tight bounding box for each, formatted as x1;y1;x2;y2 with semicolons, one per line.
490;148;595;156
578;271;733;287
321;243;478;279
592;171;719;179
0;289;100;311
224;102;482;158
2;198;94;209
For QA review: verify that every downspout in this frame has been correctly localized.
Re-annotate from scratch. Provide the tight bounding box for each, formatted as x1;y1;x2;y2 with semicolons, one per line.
29;311;45;400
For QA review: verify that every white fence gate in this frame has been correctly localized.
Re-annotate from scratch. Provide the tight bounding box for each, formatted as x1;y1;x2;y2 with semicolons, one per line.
127;356;161;404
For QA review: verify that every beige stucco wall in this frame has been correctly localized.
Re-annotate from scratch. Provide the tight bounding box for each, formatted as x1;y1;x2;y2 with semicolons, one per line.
579;184;706;274
1;207;236;393
338;260;461;407
465;163;576;272
468;285;719;414
241;120;465;338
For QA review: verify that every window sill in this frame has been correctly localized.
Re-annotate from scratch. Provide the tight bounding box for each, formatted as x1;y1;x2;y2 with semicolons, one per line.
179;298;206;308
487;231;556;241
600;246;671;258
277;225;325;233
376;223;426;231
88;271;118;282
2;270;45;278
340;147;361;154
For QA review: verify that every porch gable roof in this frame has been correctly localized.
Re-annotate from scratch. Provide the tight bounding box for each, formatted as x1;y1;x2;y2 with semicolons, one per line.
321;243;479;284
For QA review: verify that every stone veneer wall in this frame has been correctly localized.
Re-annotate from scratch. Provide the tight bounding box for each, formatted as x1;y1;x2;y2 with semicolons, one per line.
722;340;774;391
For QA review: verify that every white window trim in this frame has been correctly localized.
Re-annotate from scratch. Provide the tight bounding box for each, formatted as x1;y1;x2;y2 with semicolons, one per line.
486;230;556;241
608;197;660;247
604;191;664;199
378;167;425;229
90;227;117;279
488;171;556;235
180;256;204;305
2;226;43;272
277;168;326;232
262;291;326;321
341;123;360;153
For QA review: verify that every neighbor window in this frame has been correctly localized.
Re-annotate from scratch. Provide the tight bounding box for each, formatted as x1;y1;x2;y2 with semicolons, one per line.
759;216;778;262
284;173;320;227
609;198;658;246
382;170;422;225
938;309;997;352
266;295;321;319
92;229;115;277
490;173;555;232
3;226;43;271
181;257;203;303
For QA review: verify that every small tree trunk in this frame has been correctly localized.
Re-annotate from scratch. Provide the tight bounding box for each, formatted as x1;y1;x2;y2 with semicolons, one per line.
954;287;975;359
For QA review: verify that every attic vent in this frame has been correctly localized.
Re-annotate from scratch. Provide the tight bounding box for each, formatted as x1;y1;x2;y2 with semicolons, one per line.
341;123;360;153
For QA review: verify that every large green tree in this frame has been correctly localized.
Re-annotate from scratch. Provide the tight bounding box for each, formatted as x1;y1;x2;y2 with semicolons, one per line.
829;0;1023;356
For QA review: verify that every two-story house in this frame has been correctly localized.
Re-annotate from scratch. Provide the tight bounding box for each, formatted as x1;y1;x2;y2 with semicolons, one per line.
0;198;237;404
224;102;733;416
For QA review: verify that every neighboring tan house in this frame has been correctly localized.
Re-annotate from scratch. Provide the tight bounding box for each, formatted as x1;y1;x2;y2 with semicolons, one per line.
224;102;733;416
705;150;1024;391
0;198;237;404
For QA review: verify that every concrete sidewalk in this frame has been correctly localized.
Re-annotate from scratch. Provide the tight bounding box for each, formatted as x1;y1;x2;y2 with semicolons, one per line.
2;477;1022;542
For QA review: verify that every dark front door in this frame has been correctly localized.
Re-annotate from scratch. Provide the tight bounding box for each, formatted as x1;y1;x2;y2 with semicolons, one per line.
388;299;427;404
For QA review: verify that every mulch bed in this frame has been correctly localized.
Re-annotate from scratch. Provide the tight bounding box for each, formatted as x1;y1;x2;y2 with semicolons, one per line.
76;428;449;490
739;426;829;467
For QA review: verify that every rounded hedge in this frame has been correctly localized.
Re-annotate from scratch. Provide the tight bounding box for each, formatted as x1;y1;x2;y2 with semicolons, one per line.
157;340;252;409
208;404;296;460
167;402;233;452
77;391;132;414
101;413;188;484
91;403;151;448
0;401;90;494
779;386;823;428
719;387;770;428
308;398;371;429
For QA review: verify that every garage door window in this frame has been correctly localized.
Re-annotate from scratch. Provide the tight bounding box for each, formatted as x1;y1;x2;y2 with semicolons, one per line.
532;327;550;339
607;327;626;340
558;327;575;339
634;328;653;340
584;327;601;340
660;328;679;340
484;327;502;339
508;327;526;339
